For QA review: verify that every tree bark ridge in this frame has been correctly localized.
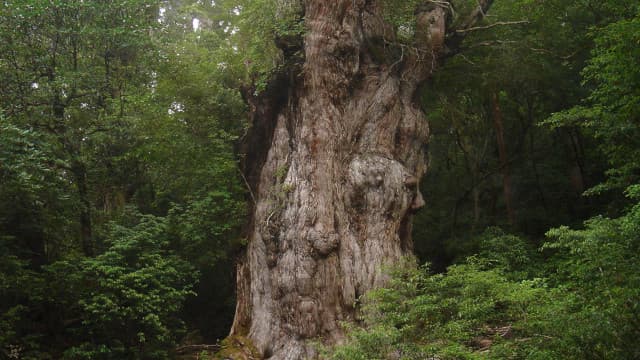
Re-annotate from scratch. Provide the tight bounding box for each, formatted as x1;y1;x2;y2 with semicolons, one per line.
231;1;493;358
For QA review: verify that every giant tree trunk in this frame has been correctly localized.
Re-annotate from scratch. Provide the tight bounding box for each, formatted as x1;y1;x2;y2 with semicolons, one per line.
231;1;492;359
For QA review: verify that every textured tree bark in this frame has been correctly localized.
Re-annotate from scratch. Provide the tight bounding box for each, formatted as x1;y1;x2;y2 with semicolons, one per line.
231;1;492;359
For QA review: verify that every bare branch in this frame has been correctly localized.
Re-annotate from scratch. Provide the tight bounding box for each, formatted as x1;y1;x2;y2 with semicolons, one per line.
458;40;581;60
237;165;257;204
443;0;495;56
456;0;495;32
464;40;519;49
458;53;476;65
529;47;582;60
455;20;529;34
476;0;487;17
424;0;456;16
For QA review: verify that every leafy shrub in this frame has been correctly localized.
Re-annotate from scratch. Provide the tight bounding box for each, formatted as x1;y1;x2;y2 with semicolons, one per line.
327;257;551;360
45;209;197;359
329;201;640;359
540;197;640;359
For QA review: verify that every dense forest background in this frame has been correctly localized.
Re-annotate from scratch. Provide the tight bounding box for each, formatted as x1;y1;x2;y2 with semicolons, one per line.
0;0;638;359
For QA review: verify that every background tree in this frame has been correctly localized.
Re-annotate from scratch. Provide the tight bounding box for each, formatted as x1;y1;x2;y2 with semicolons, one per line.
412;0;629;269
0;0;247;357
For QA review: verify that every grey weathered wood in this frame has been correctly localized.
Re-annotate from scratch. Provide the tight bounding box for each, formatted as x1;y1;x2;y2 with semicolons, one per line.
231;1;492;358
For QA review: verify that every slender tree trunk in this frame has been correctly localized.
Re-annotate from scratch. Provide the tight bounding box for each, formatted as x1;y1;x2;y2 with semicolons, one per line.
54;97;94;257
491;91;515;225
77;176;93;257
72;161;94;257
232;1;492;358
566;127;586;196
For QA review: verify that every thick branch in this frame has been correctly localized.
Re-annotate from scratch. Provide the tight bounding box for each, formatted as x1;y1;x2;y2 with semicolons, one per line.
443;0;495;56
405;0;497;80
456;0;495;31
402;4;448;83
462;39;518;50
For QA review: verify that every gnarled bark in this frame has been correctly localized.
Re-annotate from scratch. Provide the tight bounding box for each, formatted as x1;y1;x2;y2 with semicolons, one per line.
231;1;492;359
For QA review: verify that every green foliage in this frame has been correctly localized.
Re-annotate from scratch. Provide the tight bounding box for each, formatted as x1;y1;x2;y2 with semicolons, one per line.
0;121;55;198
168;191;246;268
330;204;640;359
545;5;640;194
216;0;304;90
0;0;247;356
413;0;635;269
139;5;248;341
2;0;640;358
0;242;46;359
47;209;197;359
327;257;550;360
0;0;162;258
475;227;540;278
541;202;640;359
380;0;421;41
0;119;74;225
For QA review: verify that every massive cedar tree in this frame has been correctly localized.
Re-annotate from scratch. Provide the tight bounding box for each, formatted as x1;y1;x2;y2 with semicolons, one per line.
232;1;493;358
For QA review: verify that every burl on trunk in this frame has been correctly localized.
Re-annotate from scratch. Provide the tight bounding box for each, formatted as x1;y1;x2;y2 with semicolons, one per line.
231;1;492;359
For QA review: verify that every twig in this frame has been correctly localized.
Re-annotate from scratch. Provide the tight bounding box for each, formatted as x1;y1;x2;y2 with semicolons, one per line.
237;165;257;204
456;20;529;34
529;47;581;60
427;0;456;17
476;0;487;17
459;54;476;65
390;44;405;71
464;40;518;49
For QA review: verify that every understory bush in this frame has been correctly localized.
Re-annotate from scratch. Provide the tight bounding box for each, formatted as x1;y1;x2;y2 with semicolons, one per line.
328;204;640;359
